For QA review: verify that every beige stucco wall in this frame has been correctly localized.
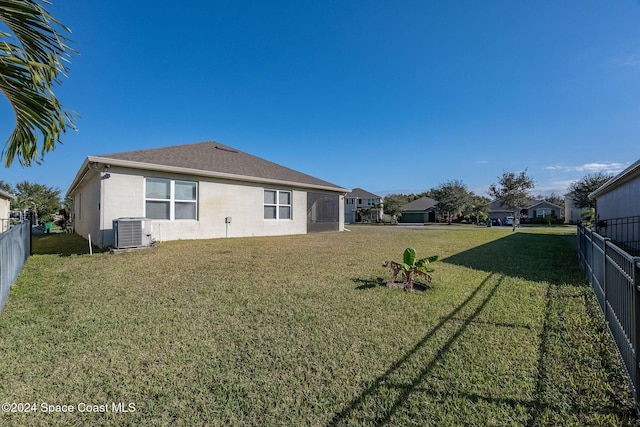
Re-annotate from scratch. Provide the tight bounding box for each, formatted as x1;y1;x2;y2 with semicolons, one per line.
73;166;343;248
0;197;10;219
72;170;103;245
0;197;11;232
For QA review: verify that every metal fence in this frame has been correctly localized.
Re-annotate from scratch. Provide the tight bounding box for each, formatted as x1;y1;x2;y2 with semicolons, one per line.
577;223;640;406
596;216;640;256
0;221;31;313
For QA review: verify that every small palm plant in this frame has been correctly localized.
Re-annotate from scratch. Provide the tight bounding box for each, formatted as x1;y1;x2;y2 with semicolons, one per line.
383;248;438;292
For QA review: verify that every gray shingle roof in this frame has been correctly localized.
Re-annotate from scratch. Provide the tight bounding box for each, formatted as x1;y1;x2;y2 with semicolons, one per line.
93;141;346;191
488;199;559;211
345;188;381;199
402;197;438;211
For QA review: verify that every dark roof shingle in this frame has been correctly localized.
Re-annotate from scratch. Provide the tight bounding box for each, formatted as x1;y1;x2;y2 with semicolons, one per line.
95;141;345;190
402;197;438;211
345;188;381;199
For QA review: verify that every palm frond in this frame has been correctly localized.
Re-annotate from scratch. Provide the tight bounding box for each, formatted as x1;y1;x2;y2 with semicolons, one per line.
0;0;77;167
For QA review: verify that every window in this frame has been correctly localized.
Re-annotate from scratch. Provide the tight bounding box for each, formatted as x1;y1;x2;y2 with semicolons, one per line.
264;189;291;220
145;178;197;220
536;208;551;218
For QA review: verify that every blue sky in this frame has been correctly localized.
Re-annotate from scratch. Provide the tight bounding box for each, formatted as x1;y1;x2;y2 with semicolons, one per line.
1;0;639;198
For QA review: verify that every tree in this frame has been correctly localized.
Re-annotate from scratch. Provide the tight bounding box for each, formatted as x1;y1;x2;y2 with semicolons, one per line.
547;192;564;207
430;179;471;224
567;172;613;209
465;194;491;225
357;206;373;223
383;193;409;223
0;179;13;193
488;170;535;231
534;191;564;208
13;180;61;223
0;0;77;167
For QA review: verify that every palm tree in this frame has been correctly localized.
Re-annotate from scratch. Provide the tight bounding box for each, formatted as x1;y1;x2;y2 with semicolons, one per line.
0;0;77;167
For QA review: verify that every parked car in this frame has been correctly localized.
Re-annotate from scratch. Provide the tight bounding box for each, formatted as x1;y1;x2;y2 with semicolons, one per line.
505;216;514;226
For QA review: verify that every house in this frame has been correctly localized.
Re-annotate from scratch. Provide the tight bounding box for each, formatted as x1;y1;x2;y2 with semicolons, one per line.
487;200;513;224
344;188;383;223
589;159;640;220
398;197;438;223
525;200;563;221
66;142;349;248
0;189;15;232
564;191;587;224
588;159;640;253
488;199;562;223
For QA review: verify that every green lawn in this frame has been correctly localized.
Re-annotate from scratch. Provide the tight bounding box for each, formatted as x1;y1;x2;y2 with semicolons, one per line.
0;226;637;426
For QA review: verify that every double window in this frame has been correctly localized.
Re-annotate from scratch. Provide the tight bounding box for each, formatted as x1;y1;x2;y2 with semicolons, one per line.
536;208;552;218
145;178;197;220
264;189;291;220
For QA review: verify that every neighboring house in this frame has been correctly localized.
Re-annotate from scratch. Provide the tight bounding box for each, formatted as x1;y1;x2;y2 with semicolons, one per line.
488;199;562;223
588;159;640;253
487;200;513;223
564;192;587;224
344;188;383;223
398;197;438;223
0;189;15;233
526;200;563;220
67;141;349;248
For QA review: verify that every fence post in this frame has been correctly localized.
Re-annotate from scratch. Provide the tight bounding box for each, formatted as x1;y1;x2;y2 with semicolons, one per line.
603;237;610;323
635;258;640;407
29;215;33;256
590;230;595;286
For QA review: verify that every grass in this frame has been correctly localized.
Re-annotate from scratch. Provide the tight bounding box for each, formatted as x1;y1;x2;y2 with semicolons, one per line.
0;226;637;426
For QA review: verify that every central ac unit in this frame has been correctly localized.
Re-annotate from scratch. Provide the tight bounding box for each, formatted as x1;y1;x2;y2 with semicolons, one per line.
113;217;153;249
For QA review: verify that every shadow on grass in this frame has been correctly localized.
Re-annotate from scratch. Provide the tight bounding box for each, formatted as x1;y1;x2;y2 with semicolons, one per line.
329;231;637;425
352;277;433;292
441;232;578;286
352;277;385;290
32;233;108;256
328;273;503;425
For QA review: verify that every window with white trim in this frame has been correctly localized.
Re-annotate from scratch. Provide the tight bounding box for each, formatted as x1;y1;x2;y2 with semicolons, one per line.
145;178;197;220
264;189;291;220
536;208;551;218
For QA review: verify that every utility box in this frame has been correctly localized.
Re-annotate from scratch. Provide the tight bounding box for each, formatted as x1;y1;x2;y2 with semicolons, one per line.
113;217;153;249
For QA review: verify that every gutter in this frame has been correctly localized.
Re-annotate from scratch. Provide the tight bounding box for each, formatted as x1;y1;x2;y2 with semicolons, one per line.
588;159;640;200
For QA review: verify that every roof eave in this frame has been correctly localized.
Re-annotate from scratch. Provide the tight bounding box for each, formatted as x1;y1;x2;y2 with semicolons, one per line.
66;157;95;197
527;200;562;210
588;159;640;200
83;157;349;193
0;189;16;200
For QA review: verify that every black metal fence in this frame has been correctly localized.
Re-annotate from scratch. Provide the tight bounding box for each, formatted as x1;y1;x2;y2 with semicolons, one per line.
0;221;31;313
595;216;640;256
577;223;640;406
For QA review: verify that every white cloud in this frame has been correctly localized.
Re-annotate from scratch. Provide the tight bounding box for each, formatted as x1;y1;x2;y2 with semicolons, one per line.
622;53;640;67
577;162;628;173
534;179;578;196
544;161;629;175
